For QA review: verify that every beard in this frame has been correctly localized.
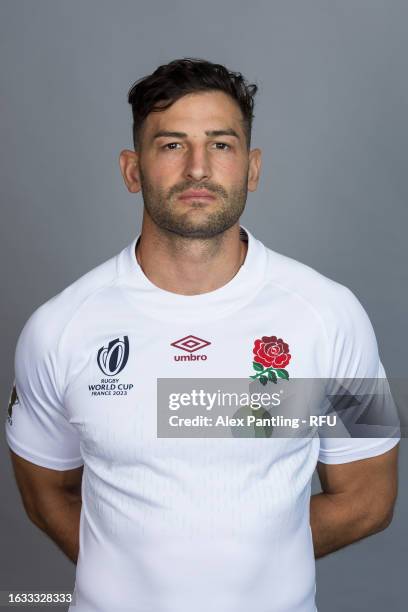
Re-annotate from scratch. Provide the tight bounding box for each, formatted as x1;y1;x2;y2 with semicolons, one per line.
139;168;249;239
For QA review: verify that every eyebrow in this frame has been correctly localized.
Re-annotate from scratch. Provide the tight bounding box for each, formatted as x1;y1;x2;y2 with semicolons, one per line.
152;128;241;141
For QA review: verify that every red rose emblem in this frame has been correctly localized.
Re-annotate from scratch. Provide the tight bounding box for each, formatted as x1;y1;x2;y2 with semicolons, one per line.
253;335;291;369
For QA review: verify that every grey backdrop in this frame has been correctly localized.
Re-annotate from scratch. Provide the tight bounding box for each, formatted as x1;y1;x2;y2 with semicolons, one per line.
1;1;407;610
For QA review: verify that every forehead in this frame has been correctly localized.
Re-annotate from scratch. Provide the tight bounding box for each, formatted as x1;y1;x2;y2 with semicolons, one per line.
143;91;244;135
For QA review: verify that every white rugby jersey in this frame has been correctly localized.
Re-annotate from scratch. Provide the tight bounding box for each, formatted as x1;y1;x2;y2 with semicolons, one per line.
5;225;399;612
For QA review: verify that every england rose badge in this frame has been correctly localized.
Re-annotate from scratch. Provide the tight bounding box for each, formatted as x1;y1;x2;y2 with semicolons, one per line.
250;335;291;385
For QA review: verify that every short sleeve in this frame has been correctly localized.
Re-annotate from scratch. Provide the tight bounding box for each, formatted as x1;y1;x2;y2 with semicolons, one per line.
317;286;400;464
5;305;84;471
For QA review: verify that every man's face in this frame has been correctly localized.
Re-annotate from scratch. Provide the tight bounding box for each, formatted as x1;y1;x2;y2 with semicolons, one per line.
121;91;261;239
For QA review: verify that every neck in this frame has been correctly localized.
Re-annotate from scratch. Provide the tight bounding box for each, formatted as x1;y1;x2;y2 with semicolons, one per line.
135;220;247;296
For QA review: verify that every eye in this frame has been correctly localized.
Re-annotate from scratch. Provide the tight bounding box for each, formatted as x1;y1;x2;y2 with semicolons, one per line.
162;142;181;150
213;142;231;150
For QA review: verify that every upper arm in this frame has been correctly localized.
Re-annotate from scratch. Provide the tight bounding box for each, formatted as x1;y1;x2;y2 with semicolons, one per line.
5;304;84;521
5;304;83;471
9;449;83;521
318;285;400;465
316;443;400;527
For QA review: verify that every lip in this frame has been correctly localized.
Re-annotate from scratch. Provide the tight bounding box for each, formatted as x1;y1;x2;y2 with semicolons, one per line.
179;190;215;200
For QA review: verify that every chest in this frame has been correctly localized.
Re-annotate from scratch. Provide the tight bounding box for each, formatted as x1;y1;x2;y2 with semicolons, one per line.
62;301;325;467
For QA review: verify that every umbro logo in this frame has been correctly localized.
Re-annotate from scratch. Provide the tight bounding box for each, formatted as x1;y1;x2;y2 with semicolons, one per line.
171;335;211;361
171;335;211;353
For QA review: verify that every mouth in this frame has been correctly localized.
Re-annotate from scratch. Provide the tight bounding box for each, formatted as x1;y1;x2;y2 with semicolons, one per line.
178;190;216;201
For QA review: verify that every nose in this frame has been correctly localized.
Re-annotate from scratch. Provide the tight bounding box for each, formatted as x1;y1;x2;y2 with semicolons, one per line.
183;144;211;182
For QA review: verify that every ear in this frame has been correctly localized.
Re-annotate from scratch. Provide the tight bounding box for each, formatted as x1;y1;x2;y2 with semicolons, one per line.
119;149;142;194
247;148;262;192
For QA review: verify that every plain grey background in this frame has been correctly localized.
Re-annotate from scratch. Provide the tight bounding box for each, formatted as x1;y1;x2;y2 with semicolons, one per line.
1;1;407;610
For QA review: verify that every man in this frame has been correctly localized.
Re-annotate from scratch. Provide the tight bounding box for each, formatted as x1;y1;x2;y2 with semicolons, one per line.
5;58;400;612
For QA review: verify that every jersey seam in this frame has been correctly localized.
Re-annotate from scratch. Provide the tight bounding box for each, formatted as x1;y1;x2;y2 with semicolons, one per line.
55;257;127;403
261;275;333;378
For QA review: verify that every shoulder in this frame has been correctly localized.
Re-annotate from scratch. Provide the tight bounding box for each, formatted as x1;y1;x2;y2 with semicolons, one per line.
263;245;373;331
15;249;121;360
262;245;380;377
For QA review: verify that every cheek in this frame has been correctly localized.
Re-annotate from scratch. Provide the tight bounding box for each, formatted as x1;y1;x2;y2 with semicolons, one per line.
213;154;243;173
142;160;177;191
211;162;248;191
153;158;185;187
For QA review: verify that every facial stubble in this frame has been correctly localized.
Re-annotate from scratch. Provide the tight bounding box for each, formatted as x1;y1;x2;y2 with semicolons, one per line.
138;166;249;239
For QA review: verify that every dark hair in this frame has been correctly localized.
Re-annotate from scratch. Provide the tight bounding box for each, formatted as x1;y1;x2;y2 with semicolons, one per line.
127;57;258;151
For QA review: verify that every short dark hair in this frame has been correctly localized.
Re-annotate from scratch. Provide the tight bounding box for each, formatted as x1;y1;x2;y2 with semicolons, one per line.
127;57;258;151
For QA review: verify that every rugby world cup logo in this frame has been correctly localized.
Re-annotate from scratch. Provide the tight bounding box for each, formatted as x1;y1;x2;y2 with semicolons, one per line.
97;336;129;376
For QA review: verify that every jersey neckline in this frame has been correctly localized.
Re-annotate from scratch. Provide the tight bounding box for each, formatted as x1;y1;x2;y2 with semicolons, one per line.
117;224;268;322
